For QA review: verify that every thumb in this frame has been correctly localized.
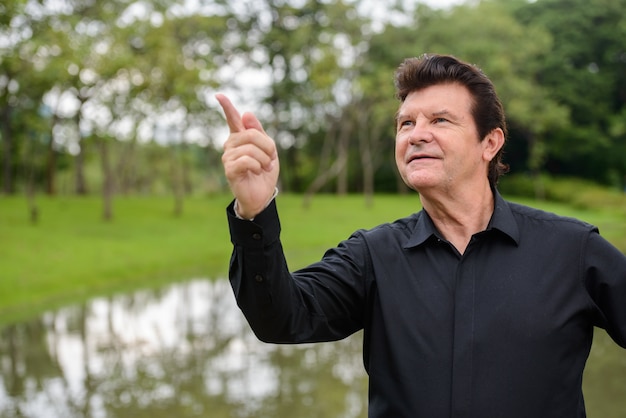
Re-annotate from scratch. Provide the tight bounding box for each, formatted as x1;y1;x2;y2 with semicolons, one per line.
242;112;267;134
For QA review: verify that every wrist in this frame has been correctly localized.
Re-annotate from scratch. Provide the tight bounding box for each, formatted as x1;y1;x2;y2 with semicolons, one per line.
234;187;279;220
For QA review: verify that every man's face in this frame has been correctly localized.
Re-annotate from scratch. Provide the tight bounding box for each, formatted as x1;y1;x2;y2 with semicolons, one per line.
394;82;490;194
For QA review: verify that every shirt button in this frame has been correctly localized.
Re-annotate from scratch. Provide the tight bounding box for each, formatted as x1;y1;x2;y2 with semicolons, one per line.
254;274;264;283
252;233;262;240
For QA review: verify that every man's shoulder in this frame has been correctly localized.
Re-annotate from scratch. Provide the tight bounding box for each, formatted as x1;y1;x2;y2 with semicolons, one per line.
505;200;597;232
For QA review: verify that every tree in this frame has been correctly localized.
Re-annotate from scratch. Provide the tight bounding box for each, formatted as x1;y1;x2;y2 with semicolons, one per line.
111;7;227;215
0;0;54;195
220;0;371;194
33;0;228;218
516;0;626;185
3;0;624;201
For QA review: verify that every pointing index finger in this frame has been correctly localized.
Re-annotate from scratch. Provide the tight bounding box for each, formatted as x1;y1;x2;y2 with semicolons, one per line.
216;93;244;133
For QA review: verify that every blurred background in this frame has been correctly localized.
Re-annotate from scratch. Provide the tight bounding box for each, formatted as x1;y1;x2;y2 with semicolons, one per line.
1;0;625;201
1;0;625;416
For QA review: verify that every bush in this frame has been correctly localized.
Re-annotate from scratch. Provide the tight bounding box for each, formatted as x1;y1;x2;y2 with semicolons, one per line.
499;174;626;212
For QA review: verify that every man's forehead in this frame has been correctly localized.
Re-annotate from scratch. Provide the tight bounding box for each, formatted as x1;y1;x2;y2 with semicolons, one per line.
398;84;472;113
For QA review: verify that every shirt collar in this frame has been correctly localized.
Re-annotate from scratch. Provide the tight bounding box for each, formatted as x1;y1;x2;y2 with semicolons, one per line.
403;210;440;249
488;189;520;245
403;189;520;249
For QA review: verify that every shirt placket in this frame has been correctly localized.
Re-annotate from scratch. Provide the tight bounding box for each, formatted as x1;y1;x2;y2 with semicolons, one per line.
451;246;476;417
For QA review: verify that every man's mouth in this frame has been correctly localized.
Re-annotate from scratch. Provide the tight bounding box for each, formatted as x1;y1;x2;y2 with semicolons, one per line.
408;154;435;163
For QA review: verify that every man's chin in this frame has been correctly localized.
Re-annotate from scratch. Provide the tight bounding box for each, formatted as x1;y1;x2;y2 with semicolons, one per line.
404;175;439;192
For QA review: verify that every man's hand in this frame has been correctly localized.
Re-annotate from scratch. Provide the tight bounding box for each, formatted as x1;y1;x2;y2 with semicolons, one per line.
216;94;280;219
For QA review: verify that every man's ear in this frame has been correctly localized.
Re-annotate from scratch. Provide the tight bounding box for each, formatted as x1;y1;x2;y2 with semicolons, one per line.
483;128;505;162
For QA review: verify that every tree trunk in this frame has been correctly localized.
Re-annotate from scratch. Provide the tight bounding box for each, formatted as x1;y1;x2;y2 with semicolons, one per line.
171;144;184;217
25;133;39;224
336;132;349;196
2;106;14;194
302;118;338;204
100;138;113;221
181;142;193;195
357;109;383;208
45;138;57;195
303;116;351;207
115;139;135;195
74;108;88;195
75;145;88;195
46;116;59;195
303;157;348;208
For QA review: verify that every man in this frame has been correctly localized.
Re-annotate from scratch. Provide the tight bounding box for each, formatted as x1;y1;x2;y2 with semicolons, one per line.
217;54;626;417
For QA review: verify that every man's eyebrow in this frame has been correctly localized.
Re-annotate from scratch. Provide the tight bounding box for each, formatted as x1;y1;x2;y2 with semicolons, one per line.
432;109;456;118
395;109;460;120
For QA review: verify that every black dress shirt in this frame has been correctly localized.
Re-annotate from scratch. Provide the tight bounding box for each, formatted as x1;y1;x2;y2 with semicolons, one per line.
226;191;626;418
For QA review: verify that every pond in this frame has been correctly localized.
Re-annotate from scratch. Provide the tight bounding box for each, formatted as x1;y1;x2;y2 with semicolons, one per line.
0;278;624;418
0;279;366;418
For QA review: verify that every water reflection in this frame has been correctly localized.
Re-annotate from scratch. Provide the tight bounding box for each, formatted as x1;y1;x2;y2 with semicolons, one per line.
0;279;367;418
1;279;624;418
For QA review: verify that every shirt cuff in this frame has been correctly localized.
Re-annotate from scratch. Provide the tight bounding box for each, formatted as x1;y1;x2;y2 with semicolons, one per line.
233;187;279;221
227;196;281;248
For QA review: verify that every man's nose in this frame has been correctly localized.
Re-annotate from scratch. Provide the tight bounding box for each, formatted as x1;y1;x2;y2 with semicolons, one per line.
408;120;434;144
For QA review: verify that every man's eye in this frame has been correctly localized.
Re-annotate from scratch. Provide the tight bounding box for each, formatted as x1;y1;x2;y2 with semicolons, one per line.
434;117;448;124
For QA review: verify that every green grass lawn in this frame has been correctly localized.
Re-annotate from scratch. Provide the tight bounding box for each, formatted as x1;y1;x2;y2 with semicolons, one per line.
0;194;234;324
1;192;625;325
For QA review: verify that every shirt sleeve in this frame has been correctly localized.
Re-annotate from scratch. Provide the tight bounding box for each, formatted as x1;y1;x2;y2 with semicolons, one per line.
226;199;367;344
583;230;626;348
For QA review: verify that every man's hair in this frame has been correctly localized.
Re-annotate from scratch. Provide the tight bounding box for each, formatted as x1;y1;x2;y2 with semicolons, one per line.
394;54;509;186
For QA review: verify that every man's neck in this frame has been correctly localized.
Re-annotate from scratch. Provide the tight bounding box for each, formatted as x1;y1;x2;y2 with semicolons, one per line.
419;182;495;255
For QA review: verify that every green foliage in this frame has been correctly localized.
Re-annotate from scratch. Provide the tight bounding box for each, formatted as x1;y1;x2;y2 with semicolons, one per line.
515;0;626;183
1;0;625;197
